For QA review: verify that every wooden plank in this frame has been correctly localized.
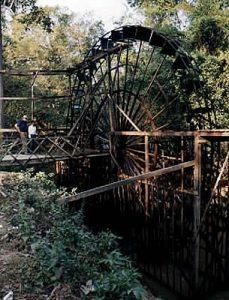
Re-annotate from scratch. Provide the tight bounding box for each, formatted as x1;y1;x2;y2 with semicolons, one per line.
198;130;229;140
115;104;141;131
0;129;16;133
0;155;69;167
1;154;64;161
144;135;149;214
111;130;229;138
0;95;71;100
111;130;196;137
0;152;109;167
0;68;74;76
193;134;201;290
2;129;229;137
59;160;195;203
198;129;229;134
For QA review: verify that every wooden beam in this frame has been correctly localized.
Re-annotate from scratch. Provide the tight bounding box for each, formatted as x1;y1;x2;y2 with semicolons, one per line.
144;135;149;215
59;160;195;204
110;129;229;138
198;130;229;140
110;130;196;137
0;95;71;101
0;129;16;133
193;134;201;290
115;104;141;131
0;68;74;76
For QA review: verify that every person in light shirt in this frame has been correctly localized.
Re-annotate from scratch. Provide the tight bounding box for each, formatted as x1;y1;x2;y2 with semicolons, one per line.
28;119;38;152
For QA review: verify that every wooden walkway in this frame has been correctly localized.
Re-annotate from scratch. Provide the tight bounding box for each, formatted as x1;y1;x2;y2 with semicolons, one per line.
0;154;70;166
0;152;109;167
0;128;109;167
1;129;229;168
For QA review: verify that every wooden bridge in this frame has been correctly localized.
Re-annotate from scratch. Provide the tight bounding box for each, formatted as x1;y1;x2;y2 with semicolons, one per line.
1;25;229;298
0;128;109;167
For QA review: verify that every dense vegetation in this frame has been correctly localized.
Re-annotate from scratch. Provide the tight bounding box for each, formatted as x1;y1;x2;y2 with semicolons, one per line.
2;3;104;128
127;0;229;128
0;0;228;297
1;0;228;129
0;171;147;299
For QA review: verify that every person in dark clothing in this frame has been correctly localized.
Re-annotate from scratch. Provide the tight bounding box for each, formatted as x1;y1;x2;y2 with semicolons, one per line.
15;115;28;154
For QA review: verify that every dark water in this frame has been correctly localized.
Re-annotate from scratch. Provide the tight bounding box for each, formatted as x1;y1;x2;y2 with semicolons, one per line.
57;159;229;300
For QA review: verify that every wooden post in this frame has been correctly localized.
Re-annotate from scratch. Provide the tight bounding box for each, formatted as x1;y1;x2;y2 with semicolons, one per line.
193;133;201;291
181;137;184;235
145;134;149;215
107;54;117;167
0;3;4;128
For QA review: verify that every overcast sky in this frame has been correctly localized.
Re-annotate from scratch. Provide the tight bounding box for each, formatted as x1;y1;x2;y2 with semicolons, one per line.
37;0;132;31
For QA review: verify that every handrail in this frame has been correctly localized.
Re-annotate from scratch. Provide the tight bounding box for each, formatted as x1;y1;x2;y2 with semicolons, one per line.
59;160;195;204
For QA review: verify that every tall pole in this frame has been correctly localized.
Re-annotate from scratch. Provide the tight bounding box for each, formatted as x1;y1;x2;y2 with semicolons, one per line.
193;133;201;293
0;3;4;128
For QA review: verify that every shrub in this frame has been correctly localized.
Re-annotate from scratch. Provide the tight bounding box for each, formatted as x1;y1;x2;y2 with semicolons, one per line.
1;170;147;299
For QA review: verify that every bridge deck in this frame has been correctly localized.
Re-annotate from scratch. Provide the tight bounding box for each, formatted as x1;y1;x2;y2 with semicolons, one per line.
1;129;229;168
0;152;109;167
1;154;70;166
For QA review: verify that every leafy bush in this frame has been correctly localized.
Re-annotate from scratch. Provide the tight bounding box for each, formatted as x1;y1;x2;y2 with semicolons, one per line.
1;170;147;299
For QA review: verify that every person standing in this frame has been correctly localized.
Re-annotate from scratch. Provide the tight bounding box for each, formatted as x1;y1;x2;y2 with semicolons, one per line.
15;115;28;154
28;119;38;152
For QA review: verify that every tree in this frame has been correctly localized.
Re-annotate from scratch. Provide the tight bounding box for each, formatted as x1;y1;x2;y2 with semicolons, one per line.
0;0;54;128
127;0;191;35
3;6;104;128
186;0;229;127
125;0;229;128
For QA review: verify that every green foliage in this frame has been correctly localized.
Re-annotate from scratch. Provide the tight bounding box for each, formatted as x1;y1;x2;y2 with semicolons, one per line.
19;5;54;32
3;6;105;128
1;0;53;32
186;0;229;127
188;1;229;54
1;171;146;299
129;0;229;129
95;250;145;300
127;0;190;35
192;52;229;128
192;16;225;53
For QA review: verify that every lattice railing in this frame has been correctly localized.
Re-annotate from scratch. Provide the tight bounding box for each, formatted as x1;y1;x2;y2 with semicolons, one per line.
0;130;105;167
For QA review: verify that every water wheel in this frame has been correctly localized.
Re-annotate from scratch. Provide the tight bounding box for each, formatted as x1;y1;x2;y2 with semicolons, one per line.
67;25;211;177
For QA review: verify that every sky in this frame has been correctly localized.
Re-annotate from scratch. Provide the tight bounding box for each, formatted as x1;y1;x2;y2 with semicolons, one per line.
37;0;135;31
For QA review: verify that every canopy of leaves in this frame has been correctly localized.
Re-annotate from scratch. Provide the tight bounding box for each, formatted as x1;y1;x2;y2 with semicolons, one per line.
186;0;229;127
126;0;229;129
127;0;191;35
3;6;104;128
1;0;53;31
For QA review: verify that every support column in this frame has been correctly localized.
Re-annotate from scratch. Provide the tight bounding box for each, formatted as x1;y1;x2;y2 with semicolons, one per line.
193;133;202;291
180;137;184;235
0;4;4;128
144;134;149;215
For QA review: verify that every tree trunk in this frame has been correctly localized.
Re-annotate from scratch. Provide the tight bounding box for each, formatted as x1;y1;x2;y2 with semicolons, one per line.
0;3;4;128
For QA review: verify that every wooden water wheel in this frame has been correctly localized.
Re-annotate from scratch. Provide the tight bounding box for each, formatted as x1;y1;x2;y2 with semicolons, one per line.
67;25;212;177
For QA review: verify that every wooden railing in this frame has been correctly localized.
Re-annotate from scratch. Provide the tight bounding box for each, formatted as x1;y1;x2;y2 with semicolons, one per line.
0;129;108;167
